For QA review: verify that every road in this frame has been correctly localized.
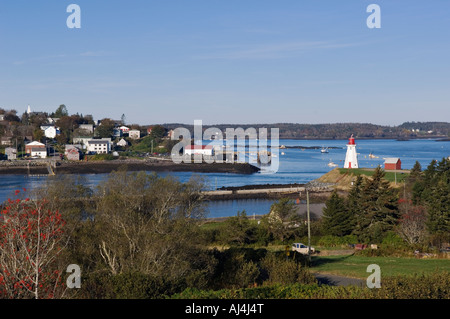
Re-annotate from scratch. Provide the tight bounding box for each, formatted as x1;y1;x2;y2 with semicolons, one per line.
314;273;366;287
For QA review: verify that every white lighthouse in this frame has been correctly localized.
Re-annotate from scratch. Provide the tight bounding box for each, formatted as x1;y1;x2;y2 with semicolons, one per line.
344;135;358;169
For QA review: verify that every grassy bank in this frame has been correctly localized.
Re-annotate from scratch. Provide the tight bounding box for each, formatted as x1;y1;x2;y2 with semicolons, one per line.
338;168;409;183
310;254;450;278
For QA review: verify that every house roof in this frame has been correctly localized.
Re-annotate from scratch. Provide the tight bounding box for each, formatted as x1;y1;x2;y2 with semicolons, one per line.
384;158;400;164
65;144;82;150
88;140;109;144
26;141;45;147
66;148;80;154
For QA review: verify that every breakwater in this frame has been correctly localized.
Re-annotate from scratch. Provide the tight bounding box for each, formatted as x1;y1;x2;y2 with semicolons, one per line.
203;180;335;200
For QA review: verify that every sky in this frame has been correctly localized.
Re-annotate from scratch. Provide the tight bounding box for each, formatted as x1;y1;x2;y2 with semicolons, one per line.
0;0;449;126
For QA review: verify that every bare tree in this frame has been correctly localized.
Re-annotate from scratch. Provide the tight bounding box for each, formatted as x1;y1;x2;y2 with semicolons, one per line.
397;199;428;245
0;192;68;299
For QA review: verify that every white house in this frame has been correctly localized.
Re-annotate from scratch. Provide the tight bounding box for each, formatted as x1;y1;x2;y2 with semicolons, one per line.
87;140;111;154
119;126;130;133
0;114;5;121
128;129;141;140
79;124;94;134
184;145;214;156
30;148;47;159
116;138;128;147
41;125;60;139
25;141;46;155
74;137;111;150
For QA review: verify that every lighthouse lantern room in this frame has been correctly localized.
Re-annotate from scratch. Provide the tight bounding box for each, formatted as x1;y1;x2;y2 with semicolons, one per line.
344;135;359;169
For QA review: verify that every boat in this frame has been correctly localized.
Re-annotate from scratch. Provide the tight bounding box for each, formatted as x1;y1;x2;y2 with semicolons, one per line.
327;161;338;167
369;152;379;159
321;148;329;153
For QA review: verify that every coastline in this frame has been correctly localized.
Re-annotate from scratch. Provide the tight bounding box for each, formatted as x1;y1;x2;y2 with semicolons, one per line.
0;159;260;175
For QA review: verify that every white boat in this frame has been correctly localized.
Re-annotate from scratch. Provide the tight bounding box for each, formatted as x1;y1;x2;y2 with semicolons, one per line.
327;161;338;167
321;148;329;153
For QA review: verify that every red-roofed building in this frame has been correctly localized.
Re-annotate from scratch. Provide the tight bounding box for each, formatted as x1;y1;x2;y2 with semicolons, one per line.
384;158;402;170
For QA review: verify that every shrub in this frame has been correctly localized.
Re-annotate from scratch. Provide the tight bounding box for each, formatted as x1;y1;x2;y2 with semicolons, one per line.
318;235;358;247
173;271;450;299
89;153;115;161
260;253;316;285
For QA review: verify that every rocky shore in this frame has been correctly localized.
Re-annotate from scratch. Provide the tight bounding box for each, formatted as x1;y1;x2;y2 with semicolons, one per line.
0;159;260;175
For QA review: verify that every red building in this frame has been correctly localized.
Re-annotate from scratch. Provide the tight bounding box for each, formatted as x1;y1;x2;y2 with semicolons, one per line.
384;158;402;170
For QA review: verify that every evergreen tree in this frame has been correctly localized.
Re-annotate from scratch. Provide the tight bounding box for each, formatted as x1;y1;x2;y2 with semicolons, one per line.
347;175;363;234
352;166;399;243
322;190;353;236
415;158;450;238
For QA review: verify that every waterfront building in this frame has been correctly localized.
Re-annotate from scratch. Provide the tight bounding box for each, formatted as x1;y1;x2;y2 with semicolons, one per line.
30;148;47;158
184;145;214;156
87;139;111;154
65;145;82;161
384;158;402;170
25;141;46;155
5;147;17;160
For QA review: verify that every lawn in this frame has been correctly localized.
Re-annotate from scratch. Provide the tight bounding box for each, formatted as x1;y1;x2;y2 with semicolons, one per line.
339;168;409;183
310;254;450;279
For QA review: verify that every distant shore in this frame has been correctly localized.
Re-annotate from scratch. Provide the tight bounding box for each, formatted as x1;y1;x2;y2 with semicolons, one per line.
0;159;260;175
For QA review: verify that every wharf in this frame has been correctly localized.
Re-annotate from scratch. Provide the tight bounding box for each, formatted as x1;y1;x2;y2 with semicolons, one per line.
203;181;334;200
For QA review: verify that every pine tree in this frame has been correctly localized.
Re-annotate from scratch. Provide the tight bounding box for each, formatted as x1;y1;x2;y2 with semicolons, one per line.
322;190;353;236
352;166;399;243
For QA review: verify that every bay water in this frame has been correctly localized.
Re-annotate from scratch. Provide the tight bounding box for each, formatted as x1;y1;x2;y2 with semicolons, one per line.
1;139;448;217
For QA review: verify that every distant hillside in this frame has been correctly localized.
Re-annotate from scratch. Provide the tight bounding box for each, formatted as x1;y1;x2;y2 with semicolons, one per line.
160;122;450;140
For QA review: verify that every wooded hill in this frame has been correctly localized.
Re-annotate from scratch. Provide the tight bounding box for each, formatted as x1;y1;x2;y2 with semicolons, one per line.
161;122;450;140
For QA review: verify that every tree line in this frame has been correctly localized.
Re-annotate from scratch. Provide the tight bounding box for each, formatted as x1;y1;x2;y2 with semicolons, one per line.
321;158;450;247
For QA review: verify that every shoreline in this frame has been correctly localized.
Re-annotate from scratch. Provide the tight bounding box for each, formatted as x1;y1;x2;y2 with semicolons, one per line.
0;159;260;175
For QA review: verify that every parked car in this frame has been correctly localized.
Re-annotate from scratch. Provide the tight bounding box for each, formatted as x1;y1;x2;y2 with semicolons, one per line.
291;243;315;255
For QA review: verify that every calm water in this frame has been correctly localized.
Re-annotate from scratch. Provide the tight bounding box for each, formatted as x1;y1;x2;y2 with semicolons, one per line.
1;139;448;217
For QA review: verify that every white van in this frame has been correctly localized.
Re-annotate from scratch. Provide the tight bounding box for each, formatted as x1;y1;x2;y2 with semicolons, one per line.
292;243;315;255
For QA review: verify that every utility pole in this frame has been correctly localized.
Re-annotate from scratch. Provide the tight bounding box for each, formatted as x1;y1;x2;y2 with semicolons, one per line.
306;189;311;264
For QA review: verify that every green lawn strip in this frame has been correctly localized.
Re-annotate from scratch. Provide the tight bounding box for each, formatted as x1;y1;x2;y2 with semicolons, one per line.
310;254;450;279
338;168;409;183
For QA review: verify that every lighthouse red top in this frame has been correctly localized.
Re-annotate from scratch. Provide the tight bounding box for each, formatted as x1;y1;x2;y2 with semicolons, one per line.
348;134;355;145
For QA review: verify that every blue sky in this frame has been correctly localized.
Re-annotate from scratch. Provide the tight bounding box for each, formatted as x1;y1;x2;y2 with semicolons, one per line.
0;0;449;125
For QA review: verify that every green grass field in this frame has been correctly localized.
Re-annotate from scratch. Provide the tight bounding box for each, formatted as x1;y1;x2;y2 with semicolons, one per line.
339;168;409;183
311;254;450;278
